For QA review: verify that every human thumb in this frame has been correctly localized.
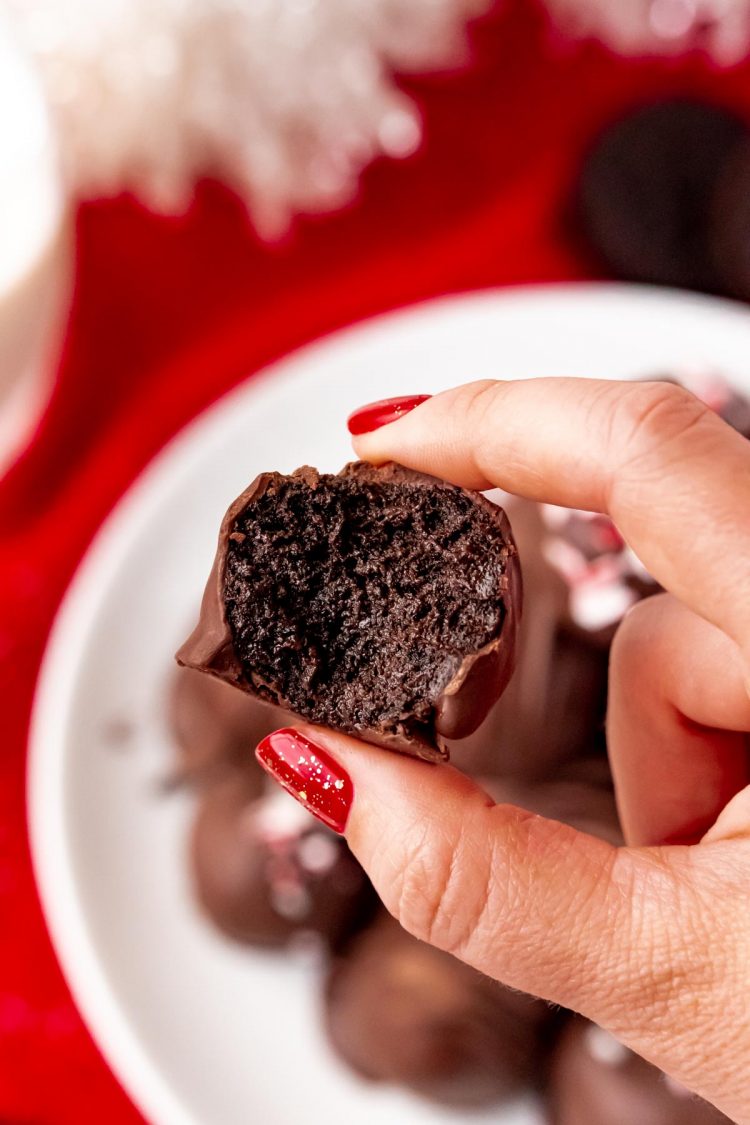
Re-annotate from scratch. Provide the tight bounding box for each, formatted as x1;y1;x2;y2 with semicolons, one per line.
254;725;701;1040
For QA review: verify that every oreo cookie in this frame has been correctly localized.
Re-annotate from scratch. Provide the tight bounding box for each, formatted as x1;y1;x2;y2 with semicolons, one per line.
577;99;748;292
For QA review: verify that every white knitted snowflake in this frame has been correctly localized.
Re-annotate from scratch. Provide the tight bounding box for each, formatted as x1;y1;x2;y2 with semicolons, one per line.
546;0;750;64
6;0;489;236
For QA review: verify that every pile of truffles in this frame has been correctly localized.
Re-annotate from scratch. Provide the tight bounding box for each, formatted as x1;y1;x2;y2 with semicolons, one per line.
167;374;747;1120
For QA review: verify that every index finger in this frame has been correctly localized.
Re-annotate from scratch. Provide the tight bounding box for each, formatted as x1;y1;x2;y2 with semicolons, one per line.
351;379;750;655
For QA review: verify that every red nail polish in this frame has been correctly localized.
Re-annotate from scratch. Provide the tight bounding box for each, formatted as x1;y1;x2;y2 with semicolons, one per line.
347;394;430;436
255;728;353;834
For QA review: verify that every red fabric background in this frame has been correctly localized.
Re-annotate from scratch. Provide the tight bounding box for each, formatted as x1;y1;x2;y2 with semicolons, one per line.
3;3;750;1121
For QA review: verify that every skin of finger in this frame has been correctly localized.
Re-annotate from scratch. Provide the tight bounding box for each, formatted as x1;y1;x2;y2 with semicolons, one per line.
608;594;750;847
352;378;750;657
295;724;750;1121
297;727;627;1013
633;838;750;1125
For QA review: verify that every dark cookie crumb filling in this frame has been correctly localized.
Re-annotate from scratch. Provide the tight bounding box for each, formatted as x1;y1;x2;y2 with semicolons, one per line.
224;473;508;740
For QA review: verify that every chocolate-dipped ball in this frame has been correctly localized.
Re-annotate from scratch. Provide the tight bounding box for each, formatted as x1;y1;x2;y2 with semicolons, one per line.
190;772;373;949
547;1018;732;1124
177;462;520;763
577;100;748;292
449;498;609;780
168;665;285;788
325;913;554;1108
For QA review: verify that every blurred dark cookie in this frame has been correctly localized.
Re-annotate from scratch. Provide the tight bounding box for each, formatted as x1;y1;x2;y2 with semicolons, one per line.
710;138;750;302
577;99;748;291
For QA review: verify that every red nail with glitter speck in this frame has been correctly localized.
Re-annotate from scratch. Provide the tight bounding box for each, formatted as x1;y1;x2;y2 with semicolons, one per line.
255;729;353;834
347;394;431;436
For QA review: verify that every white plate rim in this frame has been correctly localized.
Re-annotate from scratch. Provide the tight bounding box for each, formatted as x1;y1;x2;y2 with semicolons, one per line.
27;281;750;1125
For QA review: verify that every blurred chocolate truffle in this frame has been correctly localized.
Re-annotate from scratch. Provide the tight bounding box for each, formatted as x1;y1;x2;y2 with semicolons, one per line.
482;760;622;847
325;912;554;1107
450;498;610;780
547;1018;732;1124
177;462;520;763
190;771;372;949
168;665;284;789
577;99;748;292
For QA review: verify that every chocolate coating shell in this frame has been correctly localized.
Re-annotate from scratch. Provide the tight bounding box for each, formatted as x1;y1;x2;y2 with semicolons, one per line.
177;461;520;763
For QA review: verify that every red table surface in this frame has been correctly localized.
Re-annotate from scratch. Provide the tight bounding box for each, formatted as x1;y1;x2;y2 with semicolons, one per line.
3;3;750;1122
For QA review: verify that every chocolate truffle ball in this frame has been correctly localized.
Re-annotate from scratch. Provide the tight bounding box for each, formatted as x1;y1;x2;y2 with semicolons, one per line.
168;665;285;788
177;462;520;763
190;772;373;949
577;100;748;292
547;1019;732;1125
325;913;554;1108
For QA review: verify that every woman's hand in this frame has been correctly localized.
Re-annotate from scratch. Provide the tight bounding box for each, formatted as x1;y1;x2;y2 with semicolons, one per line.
257;378;750;1124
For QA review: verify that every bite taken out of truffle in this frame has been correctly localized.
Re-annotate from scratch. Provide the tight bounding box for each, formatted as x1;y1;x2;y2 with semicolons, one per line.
189;769;374;950
324;912;555;1108
177;462;521;763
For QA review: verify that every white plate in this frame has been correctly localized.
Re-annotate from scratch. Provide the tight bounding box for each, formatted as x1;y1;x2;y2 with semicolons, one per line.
29;285;750;1125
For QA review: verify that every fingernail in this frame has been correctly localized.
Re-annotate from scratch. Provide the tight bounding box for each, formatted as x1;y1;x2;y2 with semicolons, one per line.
255;728;353;834
347;394;431;436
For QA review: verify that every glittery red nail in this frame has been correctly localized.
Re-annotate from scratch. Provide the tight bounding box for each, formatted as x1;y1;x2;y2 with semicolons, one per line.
347;394;431;436
255;729;353;834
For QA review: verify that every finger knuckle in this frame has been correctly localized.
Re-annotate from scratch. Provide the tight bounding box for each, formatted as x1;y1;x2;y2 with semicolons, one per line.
510;819;622;991
388;811;494;956
466;381;508;479
609;594;667;682
609;381;710;484
604;853;729;1034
